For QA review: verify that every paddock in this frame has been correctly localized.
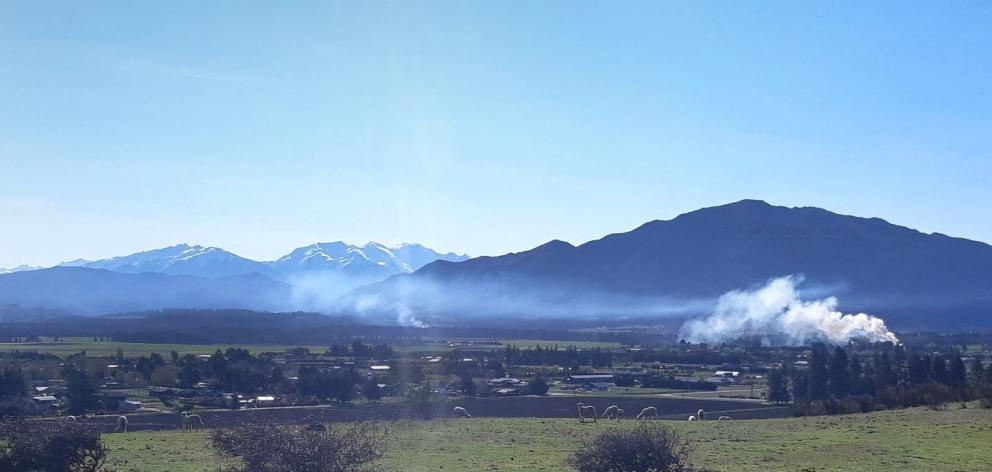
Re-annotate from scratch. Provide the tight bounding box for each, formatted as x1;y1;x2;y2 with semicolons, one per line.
69;396;786;432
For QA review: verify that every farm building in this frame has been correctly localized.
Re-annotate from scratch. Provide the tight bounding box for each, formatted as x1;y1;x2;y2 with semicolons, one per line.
566;374;614;384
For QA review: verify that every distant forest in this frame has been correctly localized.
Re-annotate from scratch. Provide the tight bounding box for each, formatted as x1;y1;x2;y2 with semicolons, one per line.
0;308;638;345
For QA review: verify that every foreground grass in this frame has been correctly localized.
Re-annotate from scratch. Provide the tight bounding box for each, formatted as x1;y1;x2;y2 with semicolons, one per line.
103;406;992;472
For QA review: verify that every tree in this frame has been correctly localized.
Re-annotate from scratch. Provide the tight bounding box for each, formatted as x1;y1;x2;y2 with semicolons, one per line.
791;369;809;401
970;355;985;384
767;367;790;404
931;354;949;385
210;422;387;472
873;352;897;392
0;420;109;472
364;378;384;403
459;373;477;397
0;366;26;398
907;353;930;385
567;422;691;472
64;368;99;415
829;346;849;398
948;355;967;393
807;344;828;400
528;376;550;396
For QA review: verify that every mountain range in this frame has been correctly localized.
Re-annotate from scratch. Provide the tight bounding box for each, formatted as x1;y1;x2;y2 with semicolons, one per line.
6;242;468;281
0;242;467;315
2;200;991;330
350;200;992;330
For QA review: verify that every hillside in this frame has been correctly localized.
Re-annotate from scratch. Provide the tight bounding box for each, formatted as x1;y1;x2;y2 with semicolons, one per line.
356;200;992;329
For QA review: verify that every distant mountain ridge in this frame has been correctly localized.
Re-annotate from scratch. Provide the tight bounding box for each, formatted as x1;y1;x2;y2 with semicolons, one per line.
355;200;992;329
3;242;468;281
0;267;291;315
0;241;467;316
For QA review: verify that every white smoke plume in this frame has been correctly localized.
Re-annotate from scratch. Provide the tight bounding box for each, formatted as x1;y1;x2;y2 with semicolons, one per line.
355;293;429;328
680;275;899;346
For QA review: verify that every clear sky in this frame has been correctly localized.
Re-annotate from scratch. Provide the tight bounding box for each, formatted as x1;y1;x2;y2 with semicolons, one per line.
1;1;990;268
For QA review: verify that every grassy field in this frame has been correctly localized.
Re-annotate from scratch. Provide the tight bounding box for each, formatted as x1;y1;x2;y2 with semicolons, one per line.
0;337;622;357
102;406;992;471
0;339;330;357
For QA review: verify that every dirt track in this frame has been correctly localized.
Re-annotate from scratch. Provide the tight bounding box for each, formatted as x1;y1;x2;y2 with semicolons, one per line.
76;396;786;432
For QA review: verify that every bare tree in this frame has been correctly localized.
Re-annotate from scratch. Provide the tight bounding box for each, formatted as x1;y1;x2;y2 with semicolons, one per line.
0;419;110;472
210;421;388;472
568;422;692;472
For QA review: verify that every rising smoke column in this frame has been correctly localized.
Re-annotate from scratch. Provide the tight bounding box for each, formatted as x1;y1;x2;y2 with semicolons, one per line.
680;276;899;346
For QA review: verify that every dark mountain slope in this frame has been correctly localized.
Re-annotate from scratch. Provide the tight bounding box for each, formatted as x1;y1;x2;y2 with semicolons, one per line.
364;200;992;328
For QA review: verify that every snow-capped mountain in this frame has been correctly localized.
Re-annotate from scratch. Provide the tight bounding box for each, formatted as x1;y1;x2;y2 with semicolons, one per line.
269;242;468;277
19;242;469;282
0;265;43;274
74;244;272;279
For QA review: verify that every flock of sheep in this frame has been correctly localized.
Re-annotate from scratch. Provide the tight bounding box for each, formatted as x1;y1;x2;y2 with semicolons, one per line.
61;411;204;433
454;404;732;422
63;405;729;433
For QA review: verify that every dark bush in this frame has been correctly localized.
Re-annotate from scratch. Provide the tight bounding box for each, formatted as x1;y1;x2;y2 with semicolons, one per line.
210;421;387;472
567;422;692;472
0;419;110;472
528;376;549;395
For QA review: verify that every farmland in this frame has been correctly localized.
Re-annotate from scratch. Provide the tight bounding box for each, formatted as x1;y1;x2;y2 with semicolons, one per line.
101;406;992;472
0;337;621;357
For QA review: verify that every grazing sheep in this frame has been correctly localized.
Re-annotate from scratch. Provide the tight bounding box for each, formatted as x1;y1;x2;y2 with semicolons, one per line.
63;415;78;423
697;409;706;421
636;406;658;420
602;405;620;419
181;413;204;431
718;416;732;421
687;415;697;421
453;406;471;418
576;403;597;423
616;408;625;420
114;415;128;433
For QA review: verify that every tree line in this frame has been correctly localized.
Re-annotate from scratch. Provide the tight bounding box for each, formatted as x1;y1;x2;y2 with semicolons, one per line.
766;343;992;415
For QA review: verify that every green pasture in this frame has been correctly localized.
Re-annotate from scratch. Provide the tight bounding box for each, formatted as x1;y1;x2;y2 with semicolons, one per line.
102;406;992;471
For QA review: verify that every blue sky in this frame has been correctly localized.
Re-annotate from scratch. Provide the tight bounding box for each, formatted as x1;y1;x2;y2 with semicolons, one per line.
1;1;990;267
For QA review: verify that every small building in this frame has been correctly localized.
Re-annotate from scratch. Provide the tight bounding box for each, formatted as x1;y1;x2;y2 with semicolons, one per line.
32;395;59;413
119;400;142;412
566;374;614;384
586;382;611;392
255;395;277;407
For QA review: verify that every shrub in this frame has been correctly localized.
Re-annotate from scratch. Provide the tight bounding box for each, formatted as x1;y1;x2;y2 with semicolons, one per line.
0;419;110;472
567;422;692;472
528;376;550;395
210;421;387;472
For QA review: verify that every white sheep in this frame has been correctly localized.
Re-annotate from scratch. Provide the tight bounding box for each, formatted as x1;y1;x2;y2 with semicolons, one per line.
114;415;128;433
63;415;78;423
696;408;706;421
687;415;697;421
601;405;620;419
577;403;597;423
718;415;732;421
453;406;471;418
181;413;204;431
636;406;658;420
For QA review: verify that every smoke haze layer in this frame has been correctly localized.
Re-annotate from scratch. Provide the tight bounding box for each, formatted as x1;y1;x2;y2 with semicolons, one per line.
679;275;899;346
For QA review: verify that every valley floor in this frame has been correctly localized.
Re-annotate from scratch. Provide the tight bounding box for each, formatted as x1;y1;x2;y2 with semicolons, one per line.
102;406;992;472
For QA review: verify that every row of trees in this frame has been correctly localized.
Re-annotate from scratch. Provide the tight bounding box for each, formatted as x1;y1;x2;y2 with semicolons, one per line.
0;366;26;398
766;344;992;413
502;345;614;368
